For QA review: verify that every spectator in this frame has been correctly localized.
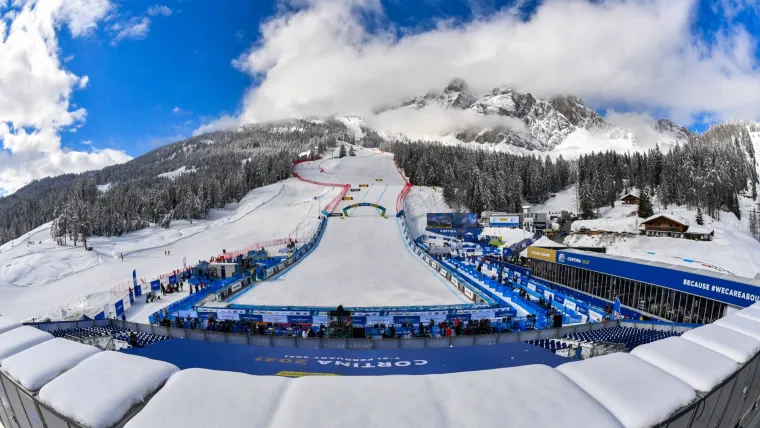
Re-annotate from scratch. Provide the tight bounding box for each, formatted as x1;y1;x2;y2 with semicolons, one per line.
121;313;126;322
389;324;396;338
418;322;425;337
302;329;309;339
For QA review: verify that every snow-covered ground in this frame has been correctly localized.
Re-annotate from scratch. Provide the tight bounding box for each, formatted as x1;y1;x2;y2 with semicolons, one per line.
564;196;760;278
403;186;454;239
0;179;341;322
157;166;195;179
234;152;466;307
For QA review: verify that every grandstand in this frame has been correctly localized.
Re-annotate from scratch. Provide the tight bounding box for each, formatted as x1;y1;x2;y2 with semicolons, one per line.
563;326;682;352
49;324;171;349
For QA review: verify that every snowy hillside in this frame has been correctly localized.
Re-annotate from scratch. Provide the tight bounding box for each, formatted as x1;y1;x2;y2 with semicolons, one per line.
565;197;760;278
0;179;341;322
404;187;454;239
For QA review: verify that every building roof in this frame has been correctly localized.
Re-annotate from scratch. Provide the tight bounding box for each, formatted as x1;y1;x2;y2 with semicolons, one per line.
683;226;714;235
621;193;640;200
640;213;688;227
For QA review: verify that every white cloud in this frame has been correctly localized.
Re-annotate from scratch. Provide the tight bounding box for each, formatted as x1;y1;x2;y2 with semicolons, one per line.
172;106;181;114
192;114;239;136
109;16;150;43
231;0;760;127
367;105;527;140
147;5;172;17
0;0;131;194
81;139;92;145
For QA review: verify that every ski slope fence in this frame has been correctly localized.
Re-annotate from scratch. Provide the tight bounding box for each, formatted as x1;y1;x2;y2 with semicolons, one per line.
9;317;760;428
147;217;329;325
291;169;350;213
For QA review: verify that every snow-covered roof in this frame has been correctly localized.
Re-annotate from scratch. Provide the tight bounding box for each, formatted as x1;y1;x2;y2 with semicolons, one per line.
124;369;289;428
681;324;760;364
684;226;714;234
0;326;53;364
531;236;567;248
640;213;688;226
557;353;697;428
0;316;21;334
630;337;737;392
1;338;100;391
38;351;179;428
620;190;640;199
714;315;760;341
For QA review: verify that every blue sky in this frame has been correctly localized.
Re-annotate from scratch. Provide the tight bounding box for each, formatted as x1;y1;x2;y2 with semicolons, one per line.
1;0;759;193
58;1;277;156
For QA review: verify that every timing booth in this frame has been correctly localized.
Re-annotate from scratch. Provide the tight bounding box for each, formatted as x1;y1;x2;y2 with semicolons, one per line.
208;262;239;279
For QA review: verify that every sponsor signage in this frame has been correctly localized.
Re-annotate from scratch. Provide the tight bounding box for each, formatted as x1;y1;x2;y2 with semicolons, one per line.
555;250;760;307
342;196;354;201
150;280;161;291
463;288;475;300
527;247;557;263
375;178;383;182
359;184;369;187
328;212;344;217
350;188;361;192
490;215;520;228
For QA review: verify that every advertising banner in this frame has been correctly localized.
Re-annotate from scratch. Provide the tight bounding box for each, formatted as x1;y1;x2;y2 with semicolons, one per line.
134;284;142;297
150;280;161;291
169;274;177;285
555;249;760;307
342;197;354;201
490;215;520;228
452;213;478;229
527;247;557;263
426;213;453;229
114;300;124;317
359;184;369;188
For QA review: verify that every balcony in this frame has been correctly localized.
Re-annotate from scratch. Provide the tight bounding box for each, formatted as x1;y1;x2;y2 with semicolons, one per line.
643;226;683;233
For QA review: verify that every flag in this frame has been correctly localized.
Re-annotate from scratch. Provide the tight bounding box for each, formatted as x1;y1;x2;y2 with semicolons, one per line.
132;269;137;288
613;297;621;319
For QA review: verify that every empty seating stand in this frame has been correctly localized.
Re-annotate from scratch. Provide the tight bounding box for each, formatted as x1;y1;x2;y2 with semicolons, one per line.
525;339;569;353
563;326;681;352
50;325;171;348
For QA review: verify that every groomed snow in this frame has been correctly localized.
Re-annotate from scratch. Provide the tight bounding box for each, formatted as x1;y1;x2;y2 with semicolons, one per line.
234;154;465;307
404;186;453;239
0;178;340;322
680;324;760;364
630;337;737;392
714;315;760;342
0;326;53;364
1;338;100;391
124;369;291;428
0;316;20;334
557;353;697;428
38;351;178;428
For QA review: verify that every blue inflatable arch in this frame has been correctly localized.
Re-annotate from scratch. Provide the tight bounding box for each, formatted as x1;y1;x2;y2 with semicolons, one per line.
343;203;386;217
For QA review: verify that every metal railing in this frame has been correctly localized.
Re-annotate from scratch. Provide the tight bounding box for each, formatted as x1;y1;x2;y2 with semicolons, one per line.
9;318;760;428
29;318;619;350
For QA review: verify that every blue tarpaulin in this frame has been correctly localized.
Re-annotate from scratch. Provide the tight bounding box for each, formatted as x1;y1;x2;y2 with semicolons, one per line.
122;339;569;376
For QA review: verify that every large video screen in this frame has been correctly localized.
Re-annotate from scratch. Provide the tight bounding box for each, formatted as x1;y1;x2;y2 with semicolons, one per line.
452;213;478;229
427;213;453;228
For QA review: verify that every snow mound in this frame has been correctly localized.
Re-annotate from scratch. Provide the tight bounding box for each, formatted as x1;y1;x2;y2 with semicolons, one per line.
0;326;53;363
680;324;760;364
1;338;100;391
0;316;21;334
278;366;622;428
557;353;697;428
403;186;454;239
38;351;179;428
124;369;290;428
735;306;760;323
630;337;737;392
714;315;760;341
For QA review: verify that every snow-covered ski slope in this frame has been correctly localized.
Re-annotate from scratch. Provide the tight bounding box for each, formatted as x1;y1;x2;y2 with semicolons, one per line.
0;179;341;322
233;148;466;307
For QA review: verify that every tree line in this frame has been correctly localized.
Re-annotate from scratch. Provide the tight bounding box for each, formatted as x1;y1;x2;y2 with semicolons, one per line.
385;141;575;214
